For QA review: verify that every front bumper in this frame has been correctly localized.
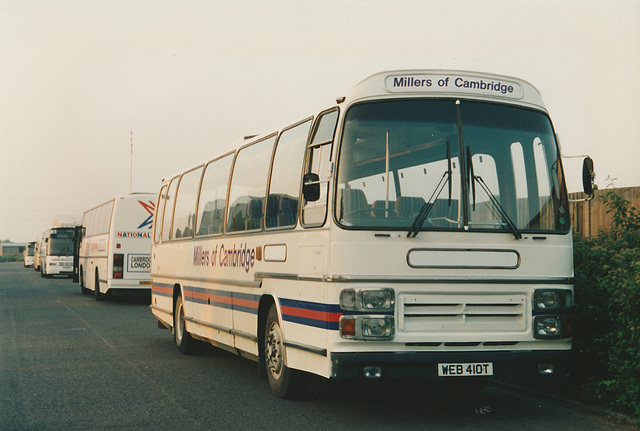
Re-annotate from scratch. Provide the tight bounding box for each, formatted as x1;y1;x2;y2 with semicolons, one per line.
331;349;570;379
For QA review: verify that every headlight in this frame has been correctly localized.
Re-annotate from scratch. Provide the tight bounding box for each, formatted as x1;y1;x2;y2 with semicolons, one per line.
340;289;357;310
362;290;394;310
532;290;572;339
340;288;395;312
362;317;394;338
533;289;572;312
340;315;394;340
534;316;563;338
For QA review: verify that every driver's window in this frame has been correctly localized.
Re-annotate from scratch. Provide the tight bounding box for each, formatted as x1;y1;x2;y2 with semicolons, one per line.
302;110;338;227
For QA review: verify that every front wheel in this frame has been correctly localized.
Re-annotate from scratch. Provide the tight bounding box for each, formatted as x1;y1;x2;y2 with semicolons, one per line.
174;295;196;354
264;304;302;398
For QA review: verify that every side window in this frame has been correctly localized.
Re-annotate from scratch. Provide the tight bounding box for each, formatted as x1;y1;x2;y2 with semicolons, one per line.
302;109;338;227
266;119;312;229
161;178;179;242
83;211;94;237
96;205;107;235
227;136;276;232
154;185;167;244
196;155;233;236
100;201;114;234
172;167;203;239
93;206;104;236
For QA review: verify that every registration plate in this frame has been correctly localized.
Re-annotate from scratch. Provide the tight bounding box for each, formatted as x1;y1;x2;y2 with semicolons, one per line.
139;281;152;286
438;363;493;377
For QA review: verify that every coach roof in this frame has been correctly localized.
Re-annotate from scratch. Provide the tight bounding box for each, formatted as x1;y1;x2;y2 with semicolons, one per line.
343;69;547;111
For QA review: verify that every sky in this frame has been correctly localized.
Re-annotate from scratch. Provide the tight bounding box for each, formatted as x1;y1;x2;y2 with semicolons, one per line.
1;0;639;243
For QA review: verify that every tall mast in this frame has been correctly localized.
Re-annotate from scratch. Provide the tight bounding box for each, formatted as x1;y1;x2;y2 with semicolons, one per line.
130;128;133;194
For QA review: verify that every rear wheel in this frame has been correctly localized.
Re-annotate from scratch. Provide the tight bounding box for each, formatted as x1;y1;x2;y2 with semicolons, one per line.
174;294;196;354
264;304;301;398
80;267;89;295
94;272;104;301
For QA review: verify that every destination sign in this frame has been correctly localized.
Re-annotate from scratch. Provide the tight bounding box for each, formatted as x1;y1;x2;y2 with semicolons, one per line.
384;73;523;99
128;254;151;272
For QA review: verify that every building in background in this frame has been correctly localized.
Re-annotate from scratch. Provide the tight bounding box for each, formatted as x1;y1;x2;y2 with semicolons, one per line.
0;241;26;256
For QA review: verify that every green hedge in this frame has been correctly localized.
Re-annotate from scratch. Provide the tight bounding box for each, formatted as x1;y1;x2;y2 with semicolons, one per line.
572;189;640;418
0;253;23;263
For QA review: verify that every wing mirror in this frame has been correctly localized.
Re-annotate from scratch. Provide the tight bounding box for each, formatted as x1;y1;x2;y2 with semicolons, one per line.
302;173;321;202
582;157;595;198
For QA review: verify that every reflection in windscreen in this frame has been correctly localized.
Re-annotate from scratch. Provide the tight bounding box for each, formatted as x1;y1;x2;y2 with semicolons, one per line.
335;99;568;234
48;230;75;256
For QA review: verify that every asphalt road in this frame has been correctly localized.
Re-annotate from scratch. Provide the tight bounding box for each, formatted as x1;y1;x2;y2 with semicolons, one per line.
0;262;628;430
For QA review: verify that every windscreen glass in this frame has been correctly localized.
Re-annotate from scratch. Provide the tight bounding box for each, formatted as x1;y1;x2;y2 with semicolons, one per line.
336;99;569;234
48;229;75;255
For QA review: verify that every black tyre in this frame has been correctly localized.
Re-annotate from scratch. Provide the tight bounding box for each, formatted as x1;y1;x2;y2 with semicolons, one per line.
80;268;89;295
264;304;301;398
174;295;196;355
95;271;104;301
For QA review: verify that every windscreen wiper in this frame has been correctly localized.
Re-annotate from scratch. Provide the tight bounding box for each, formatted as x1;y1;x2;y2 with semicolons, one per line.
466;148;522;239
407;143;452;238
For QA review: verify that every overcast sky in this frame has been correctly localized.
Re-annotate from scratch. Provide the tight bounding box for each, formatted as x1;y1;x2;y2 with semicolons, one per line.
1;0;639;242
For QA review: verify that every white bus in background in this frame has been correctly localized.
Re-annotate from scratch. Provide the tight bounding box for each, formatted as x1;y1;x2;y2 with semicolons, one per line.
40;227;76;277
33;239;42;272
50;215;83;283
23;241;36;267
150;70;595;398
79;193;155;300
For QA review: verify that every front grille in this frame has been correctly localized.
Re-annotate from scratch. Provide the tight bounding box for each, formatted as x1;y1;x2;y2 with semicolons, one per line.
399;293;526;333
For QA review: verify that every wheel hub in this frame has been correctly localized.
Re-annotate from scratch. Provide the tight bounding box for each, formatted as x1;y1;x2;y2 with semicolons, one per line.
265;322;284;378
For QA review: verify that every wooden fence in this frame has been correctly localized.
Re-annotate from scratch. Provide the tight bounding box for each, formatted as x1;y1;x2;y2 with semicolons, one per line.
569;186;640;237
